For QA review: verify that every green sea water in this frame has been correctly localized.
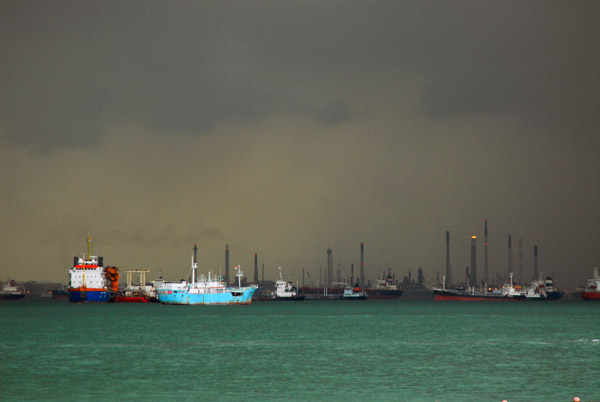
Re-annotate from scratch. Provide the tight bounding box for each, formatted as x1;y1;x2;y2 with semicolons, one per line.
1;300;598;402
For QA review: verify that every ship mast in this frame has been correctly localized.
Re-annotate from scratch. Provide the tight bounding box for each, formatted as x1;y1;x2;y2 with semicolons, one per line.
87;233;91;260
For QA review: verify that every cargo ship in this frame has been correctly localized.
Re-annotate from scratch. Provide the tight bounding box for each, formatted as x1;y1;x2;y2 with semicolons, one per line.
1;280;26;300
580;267;600;301
68;235;119;303
367;277;403;299
434;273;526;301
157;245;256;305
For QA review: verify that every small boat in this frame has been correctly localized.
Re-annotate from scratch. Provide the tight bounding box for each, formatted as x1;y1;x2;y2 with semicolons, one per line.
343;284;368;300
271;267;305;301
434;273;526;301
115;270;157;302
1;279;26;300
525;276;563;300
581;267;600;301
157;245;256;305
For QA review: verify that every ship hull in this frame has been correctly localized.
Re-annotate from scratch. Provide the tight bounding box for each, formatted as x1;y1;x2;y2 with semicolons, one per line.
114;296;151;303
158;287;256;305
434;290;525;301
68;288;110;303
366;290;403;299
300;287;402;299
527;291;564;301
343;295;368;300
1;294;25;300
580;291;600;301
272;295;305;301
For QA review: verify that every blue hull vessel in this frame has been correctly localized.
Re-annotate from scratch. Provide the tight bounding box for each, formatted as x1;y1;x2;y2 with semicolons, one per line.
158;244;257;306
69;290;111;303
158;287;256;305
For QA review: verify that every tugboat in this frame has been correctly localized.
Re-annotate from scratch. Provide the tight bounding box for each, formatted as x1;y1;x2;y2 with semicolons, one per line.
343;284;368;300
581;267;600;301
157;245;256;305
68;234;119;303
271;267;304;301
1;280;26;300
525;275;563;300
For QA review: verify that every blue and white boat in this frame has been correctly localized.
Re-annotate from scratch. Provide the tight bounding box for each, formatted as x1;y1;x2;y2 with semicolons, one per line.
157;245;256;305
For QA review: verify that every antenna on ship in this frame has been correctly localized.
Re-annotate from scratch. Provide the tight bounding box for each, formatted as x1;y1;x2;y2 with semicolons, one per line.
192;244;198;285
87;233;91;260
235;265;243;288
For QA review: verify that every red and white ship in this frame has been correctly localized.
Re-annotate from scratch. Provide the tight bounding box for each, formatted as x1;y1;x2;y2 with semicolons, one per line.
580;267;600;301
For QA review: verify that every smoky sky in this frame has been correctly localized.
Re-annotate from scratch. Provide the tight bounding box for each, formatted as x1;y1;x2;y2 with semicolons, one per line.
1;0;599;289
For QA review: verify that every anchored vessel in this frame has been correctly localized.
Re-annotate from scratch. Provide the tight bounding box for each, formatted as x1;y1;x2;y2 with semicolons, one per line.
157;245;256;305
434;273;526;301
525;276;563;300
68;235;119;303
581;268;600;301
272;267;304;301
367;276;403;299
1;280;26;300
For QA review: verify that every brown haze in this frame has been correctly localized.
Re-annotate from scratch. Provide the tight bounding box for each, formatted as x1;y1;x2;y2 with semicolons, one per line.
1;1;599;289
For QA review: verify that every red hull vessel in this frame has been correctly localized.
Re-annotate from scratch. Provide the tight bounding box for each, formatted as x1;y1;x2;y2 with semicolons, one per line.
434;291;525;301
115;295;150;303
580;268;600;301
580;291;600;301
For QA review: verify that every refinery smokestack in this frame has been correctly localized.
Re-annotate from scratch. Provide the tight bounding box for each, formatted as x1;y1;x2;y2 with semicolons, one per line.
533;245;538;280
225;244;230;285
193;244;198;282
254;253;258;283
360;243;365;286
446;231;451;285
471;236;477;287
507;235;512;276
484;220;488;284
327;248;333;287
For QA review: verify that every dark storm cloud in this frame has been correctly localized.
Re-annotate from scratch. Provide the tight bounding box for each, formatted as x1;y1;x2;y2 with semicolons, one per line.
0;0;359;149
3;1;599;149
